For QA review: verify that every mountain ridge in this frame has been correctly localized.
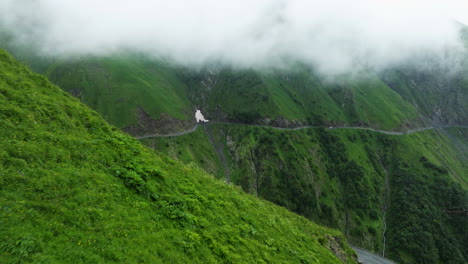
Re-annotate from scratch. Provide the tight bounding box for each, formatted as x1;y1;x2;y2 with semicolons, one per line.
0;48;358;263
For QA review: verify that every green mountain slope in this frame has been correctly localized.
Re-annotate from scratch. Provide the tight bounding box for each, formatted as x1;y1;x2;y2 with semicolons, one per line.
1;27;468;136
0;39;432;134
181;69;420;130
2;36;467;136
10;52;466;135
1;28;467;264
0;49;358;263
145;124;468;263
45;55;193;129
381;65;468;126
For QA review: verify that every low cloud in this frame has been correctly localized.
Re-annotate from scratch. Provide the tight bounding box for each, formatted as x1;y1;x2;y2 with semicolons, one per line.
0;0;466;75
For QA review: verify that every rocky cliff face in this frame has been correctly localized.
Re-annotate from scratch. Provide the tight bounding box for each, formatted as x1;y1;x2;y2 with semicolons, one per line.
123;107;195;137
382;66;468;126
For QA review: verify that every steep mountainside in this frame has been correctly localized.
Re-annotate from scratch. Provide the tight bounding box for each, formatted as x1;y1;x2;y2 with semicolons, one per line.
180;69;420;130
0;49;358;263
1;29;467;264
1;28;467;135
145;124;468;263
381;65;468;126
45;55;193;130
2;37;467;136
8;55;467;135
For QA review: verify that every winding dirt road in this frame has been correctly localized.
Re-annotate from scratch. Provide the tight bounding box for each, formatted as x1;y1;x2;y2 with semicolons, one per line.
136;122;468;140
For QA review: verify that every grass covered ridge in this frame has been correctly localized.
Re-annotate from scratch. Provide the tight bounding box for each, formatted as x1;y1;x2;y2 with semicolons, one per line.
0;49;358;263
45;54;193;128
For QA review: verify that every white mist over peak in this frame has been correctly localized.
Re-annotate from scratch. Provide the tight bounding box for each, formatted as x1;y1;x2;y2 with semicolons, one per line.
0;0;467;75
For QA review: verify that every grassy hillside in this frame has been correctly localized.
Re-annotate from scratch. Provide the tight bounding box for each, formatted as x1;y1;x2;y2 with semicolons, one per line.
14;51;467;134
0;37;435;133
381;65;468;126
145;124;468;263
45;55;193;128
1;28;467;264
180;68;420;130
47;62;423;131
0;49;359;263
1;28;467;137
3;36;467;135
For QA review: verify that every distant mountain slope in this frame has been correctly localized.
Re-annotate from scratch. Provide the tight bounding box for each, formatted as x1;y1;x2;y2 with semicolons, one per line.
7;54;466;135
181;69;420;130
45;55;193;129
381;65;468;126
0;49;358;263
1;28;468;136
2;37;467;136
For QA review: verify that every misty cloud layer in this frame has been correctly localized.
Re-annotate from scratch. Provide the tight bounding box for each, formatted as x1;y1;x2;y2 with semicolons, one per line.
0;0;466;74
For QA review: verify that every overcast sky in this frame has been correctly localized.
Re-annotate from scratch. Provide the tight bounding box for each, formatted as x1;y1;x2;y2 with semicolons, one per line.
0;0;466;74
444;0;468;25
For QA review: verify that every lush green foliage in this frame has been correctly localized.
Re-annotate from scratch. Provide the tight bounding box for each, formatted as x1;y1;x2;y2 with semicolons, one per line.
148;124;468;263
385;131;468;263
46;55;192;128
2;28;467;264
387;165;467;264
0;49;358;263
1;28;468;134
179;68;420;130
2;35;466;145
0;40;433;132
15;51;465;133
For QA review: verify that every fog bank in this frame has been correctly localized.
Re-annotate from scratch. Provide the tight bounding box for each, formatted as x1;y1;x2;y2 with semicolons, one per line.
0;0;466;75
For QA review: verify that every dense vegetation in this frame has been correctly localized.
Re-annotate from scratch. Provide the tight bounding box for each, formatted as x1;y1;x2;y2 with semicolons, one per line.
146;124;468;263
1;31;466;139
2;27;467;264
179;69;420;130
0;35;442;133
45;55;193;128
5;44;465;135
387;165;467;263
0;49;359;263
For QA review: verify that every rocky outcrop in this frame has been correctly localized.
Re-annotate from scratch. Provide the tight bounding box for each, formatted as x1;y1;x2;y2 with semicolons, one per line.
123;107;195;137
